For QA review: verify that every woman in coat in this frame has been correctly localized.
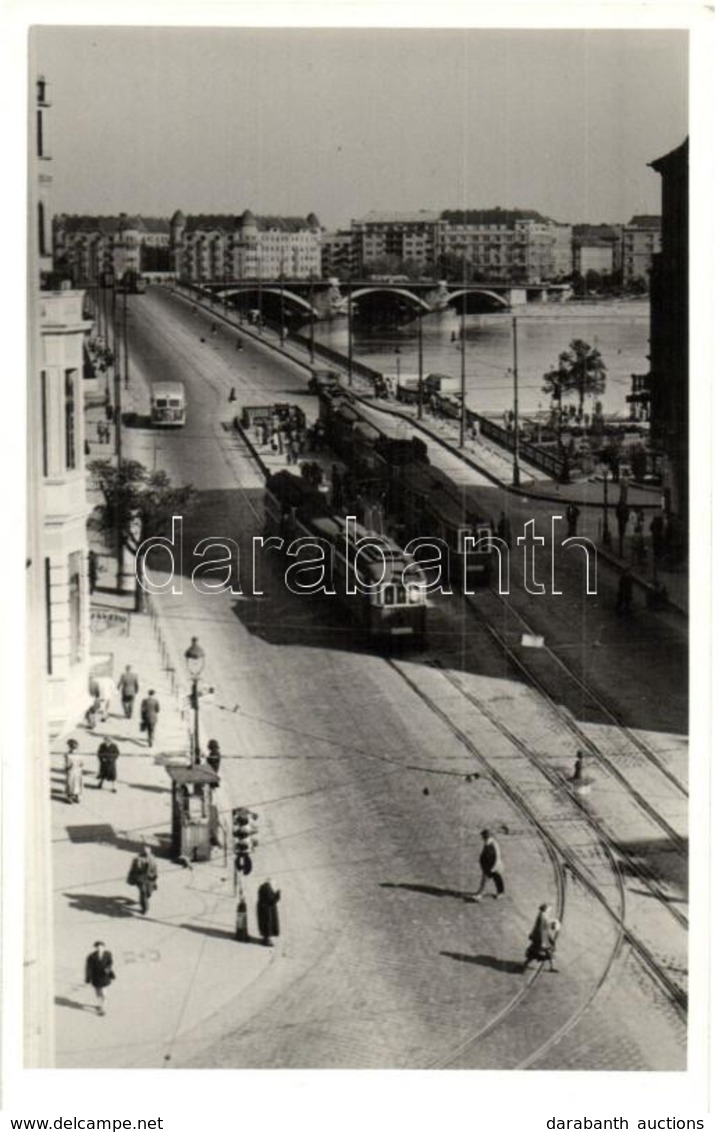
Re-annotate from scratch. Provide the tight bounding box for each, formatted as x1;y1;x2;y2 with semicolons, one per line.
523;903;560;972
65;739;84;803
257;879;281;946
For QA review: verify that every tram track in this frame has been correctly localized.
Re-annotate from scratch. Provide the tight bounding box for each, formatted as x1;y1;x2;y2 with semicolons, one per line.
480;586;688;798
385;657;688;1018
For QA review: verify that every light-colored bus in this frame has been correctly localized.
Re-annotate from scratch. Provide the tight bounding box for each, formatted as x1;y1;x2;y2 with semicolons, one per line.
150;381;187;427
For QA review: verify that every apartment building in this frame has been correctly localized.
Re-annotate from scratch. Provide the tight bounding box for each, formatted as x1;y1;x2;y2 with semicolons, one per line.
350;211;442;272
53;214;171;283
170;210;322;282
622;215;662;285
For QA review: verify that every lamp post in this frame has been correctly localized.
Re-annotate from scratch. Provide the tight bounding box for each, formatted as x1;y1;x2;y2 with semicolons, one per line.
600;463;612;547
309;273;316;364
347;284;353;387
394;346;401;388
512;316;520;487
184;637;206;765
417;311;424;420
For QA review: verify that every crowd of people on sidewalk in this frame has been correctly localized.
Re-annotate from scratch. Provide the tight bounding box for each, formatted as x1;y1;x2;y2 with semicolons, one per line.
61;659;287;1017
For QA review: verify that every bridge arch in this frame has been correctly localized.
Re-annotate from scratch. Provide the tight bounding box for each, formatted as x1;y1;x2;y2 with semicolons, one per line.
347;286;432;312
218;286;320;317
446;287;510;310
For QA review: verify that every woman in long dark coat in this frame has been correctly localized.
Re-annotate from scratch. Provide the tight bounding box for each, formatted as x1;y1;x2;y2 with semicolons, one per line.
257;879;281;946
523;903;559;972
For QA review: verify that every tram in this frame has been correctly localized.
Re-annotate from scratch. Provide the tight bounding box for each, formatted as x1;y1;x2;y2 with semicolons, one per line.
264;469;429;644
317;390;494;586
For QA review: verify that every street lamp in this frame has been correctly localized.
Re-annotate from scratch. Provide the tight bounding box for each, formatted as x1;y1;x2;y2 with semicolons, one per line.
184;637;206;764
512;316;520;487
394;346;401;388
600;462;612;548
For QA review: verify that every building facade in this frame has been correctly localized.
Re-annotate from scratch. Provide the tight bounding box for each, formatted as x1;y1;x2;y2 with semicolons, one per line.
351;211;442;273
622;215;662;286
28;74;94;1067
648;140;688;524
572;224;623;277
53;214;171;284
170;210;322;282
349;209;573;284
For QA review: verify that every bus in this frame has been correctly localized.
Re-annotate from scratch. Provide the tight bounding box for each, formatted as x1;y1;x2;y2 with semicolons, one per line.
150;382;187;428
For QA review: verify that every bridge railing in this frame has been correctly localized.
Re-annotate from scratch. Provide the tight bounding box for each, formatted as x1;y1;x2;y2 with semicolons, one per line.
289;331;384;385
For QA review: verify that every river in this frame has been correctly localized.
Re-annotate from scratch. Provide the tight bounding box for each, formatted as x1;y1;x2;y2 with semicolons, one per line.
312;298;650;419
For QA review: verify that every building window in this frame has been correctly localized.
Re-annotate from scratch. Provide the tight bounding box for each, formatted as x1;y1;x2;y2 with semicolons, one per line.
38;201;47;257
68;550;83;664
44;557;53;675
64;370;77;470
41;370;49;476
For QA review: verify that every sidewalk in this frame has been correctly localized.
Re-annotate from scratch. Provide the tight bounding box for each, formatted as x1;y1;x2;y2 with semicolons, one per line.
51;593;282;1067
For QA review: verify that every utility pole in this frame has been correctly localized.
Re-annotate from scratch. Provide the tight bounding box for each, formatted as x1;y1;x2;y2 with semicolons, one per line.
417;313;424;420
110;274;124;590
123;285;129;389
309;275;315;364
459;291;467;448
512;316;520;487
347;285;353;387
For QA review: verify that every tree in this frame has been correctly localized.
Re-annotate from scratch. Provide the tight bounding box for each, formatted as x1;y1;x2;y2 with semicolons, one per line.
542;338;607;420
88;459;196;610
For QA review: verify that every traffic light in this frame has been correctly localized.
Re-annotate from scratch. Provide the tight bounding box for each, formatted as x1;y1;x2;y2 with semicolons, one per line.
231;807;258;875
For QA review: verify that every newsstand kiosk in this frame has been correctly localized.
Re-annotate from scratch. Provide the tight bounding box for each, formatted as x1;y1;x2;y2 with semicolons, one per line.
166;764;220;862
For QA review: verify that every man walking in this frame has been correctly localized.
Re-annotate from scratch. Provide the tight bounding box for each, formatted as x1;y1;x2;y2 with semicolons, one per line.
127;846;158;914
85;941;115;1015
96;738;120;792
566;503;580;538
471;829;505;901
117;665;139;719
257;879;281;946
139;689;160;747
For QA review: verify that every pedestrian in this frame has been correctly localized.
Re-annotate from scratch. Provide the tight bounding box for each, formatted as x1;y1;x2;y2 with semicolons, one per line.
139;690;160;748
615;566;634;616
65;739;84;803
523;903;560;972
127;845;158;914
566;502;580;538
615;500;630;557
228;387;237;403
84;694;103;731
256;879;281;946
85;941;115;1015
117;665;139;719
96;738;119;792
236;336;243;351
105;402;114;423
206;739;221;781
650;511;665;561
570;751;584;782
89;674;113;721
496;511;512;549
471;829;505;901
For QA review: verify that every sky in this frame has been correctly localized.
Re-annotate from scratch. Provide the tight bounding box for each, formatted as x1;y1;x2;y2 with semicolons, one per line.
30;25;688;230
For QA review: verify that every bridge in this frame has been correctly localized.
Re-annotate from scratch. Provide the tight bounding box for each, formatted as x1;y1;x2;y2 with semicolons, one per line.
195;277;572;323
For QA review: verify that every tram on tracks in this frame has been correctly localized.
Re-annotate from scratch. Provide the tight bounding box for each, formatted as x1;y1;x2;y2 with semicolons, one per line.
317;390;495;587
264;469;429;645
